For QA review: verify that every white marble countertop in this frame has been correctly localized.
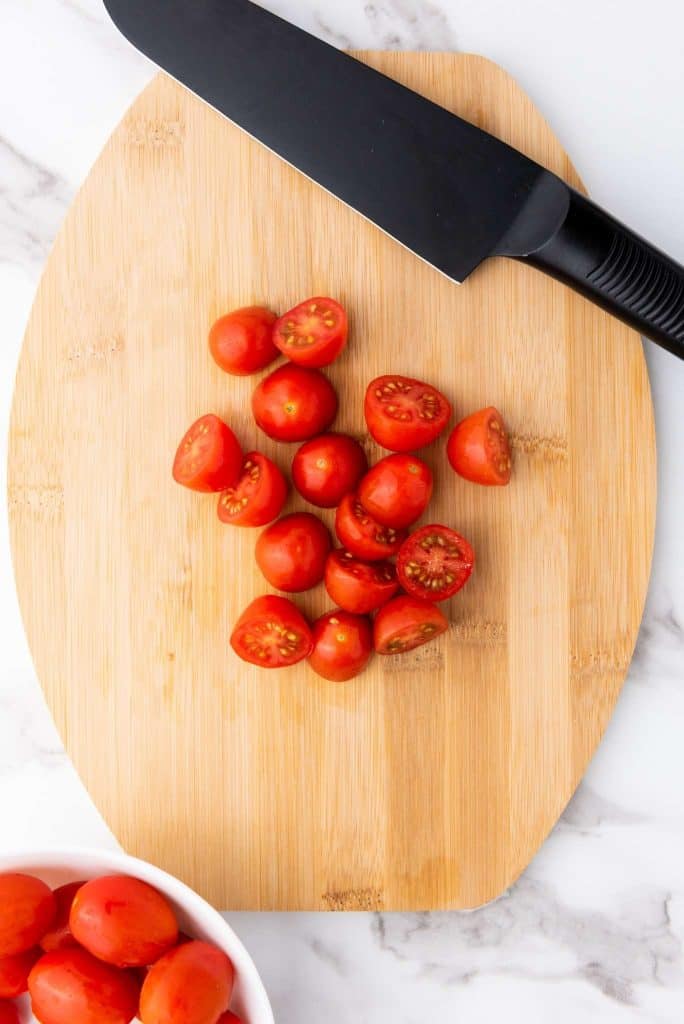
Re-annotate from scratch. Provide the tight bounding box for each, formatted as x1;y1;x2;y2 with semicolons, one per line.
2;1;684;1021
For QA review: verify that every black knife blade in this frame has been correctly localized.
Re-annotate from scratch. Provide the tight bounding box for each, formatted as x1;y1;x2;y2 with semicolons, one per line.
103;0;684;358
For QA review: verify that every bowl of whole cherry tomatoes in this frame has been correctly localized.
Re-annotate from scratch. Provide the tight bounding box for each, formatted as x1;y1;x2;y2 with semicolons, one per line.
0;848;274;1024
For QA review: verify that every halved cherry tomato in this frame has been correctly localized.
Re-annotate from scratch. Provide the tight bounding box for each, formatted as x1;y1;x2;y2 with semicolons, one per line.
292;433;367;508
365;375;452;452
70;875;178;968
397;525;475;602
231;595;313;668
309;611;373;682
252;365;338;442
139;941;234;1024
217;452;287;527
358;454;433;529
324;550;398;614
28;947;140;1024
447;406;512;486
0;874;56;957
172;415;243;493
273;297;348;368
255;513;331;592
209;306;278;376
374;596;448;655
40;881;84;953
334;493;406;561
0;1002;20;1024
0;946;41;998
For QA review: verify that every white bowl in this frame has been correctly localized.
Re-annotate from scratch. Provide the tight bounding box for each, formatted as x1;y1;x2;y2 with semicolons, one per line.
0;848;274;1024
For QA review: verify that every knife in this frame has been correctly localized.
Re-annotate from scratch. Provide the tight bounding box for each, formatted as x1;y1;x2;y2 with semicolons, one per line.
102;0;684;360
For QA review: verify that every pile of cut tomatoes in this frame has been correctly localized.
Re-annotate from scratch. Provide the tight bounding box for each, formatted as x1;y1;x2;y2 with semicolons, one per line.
173;298;512;682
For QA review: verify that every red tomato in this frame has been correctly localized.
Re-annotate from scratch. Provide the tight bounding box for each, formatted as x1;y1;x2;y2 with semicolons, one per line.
231;595;313;668
364;375;452;452
217;1014;241;1024
273;297;348;368
209;306;278;376
0;1001;20;1024
139;941;234;1024
334;493;406;561
0;874;56;957
397;525;475;602
324;550;398;614
447;406;512;486
374;596;449;655
309;611;373;682
28;948;139;1024
292;433;367;508
172;415;243;493
358;454;433;529
217;452;287;527
252;366;338;442
40;881;84;953
255;513;331;592
70;875;178;968
0;946;41;998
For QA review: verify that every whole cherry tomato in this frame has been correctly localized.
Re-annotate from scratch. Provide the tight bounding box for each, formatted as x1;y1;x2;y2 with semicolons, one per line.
252;365;338;442
358;454;433;529
217;1014;242;1024
28;947;139;1024
255;513;331;592
139;941;234;1024
217;452;287;527
334;493;406;561
292;433;367;508
209;306;279;376
309;611;373;682
40;881;84;953
231;595;313;668
397;525;475;602
273;297;348;368
172;415;243;493
0;946;41;998
0;874;56;957
0;1001;20;1024
447;406;512;486
324;550;398;614
364;375;451;452
374;596;448;655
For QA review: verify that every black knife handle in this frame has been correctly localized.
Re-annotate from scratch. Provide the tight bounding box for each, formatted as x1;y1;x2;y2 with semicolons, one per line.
516;190;684;359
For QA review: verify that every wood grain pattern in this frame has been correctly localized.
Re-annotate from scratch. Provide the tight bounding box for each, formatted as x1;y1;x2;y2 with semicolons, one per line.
8;54;656;910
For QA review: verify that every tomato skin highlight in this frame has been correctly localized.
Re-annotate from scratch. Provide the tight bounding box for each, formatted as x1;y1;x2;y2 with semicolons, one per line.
231;595;313;668
334;493;407;561
309;611;373;682
273;297;348;368
28;947;140;1024
358;454;433;529
0;874;56;957
209;306;279;376
365;375;452;452
292;433;368;508
0;1001;20;1024
0;946;41;998
172;415;243;493
256;513;331;593
374;596;449;655
252;365;338;442
447;406;512;486
70;875;178;968
217;452;287;527
397;525;475;602
40;882;85;953
139;940;234;1024
324;550;398;614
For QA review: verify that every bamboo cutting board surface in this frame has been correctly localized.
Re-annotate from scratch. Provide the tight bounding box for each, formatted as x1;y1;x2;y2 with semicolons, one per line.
9;53;656;911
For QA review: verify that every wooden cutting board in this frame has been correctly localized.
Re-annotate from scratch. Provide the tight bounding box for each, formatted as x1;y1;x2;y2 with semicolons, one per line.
8;53;656;911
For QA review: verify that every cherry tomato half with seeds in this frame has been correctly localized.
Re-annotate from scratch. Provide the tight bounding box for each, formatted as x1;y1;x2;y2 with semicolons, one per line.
40;881;84;953
324;550;398;614
358;454;433;529
273;297;348;368
334;493;407;561
209;306;279;376
28;947;140;1024
365;375;452;452
447;406;512;486
252;365;338;442
139;940;234;1024
231;595;313;668
256;513;331;592
0;873;56;957
397;525;475;602
0;1002;20;1024
172;415;243;493
309;611;373;682
0;946;41;998
292;433;368;508
217;452;287;527
374;596;449;656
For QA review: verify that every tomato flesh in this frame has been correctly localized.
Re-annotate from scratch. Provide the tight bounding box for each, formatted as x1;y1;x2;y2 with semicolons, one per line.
0;874;56;957
255;512;331;592
0;946;41;998
335;493;407;561
252;365;338;442
0;1002;20;1024
217;452;287;527
374;596;449;655
231;595;313;668
292;433;367;508
139;940;234;1024
447;406;512;486
398;525;475;602
365;375;451;452
40;881;84;953
309;611;373;682
358;454;433;529
209;306;278;376
274;297;348;368
28;947;140;1024
173;415;243;493
324;550;398;614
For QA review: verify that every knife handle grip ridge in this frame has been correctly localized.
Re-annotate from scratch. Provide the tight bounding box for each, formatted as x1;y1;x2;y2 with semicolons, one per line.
518;190;684;360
